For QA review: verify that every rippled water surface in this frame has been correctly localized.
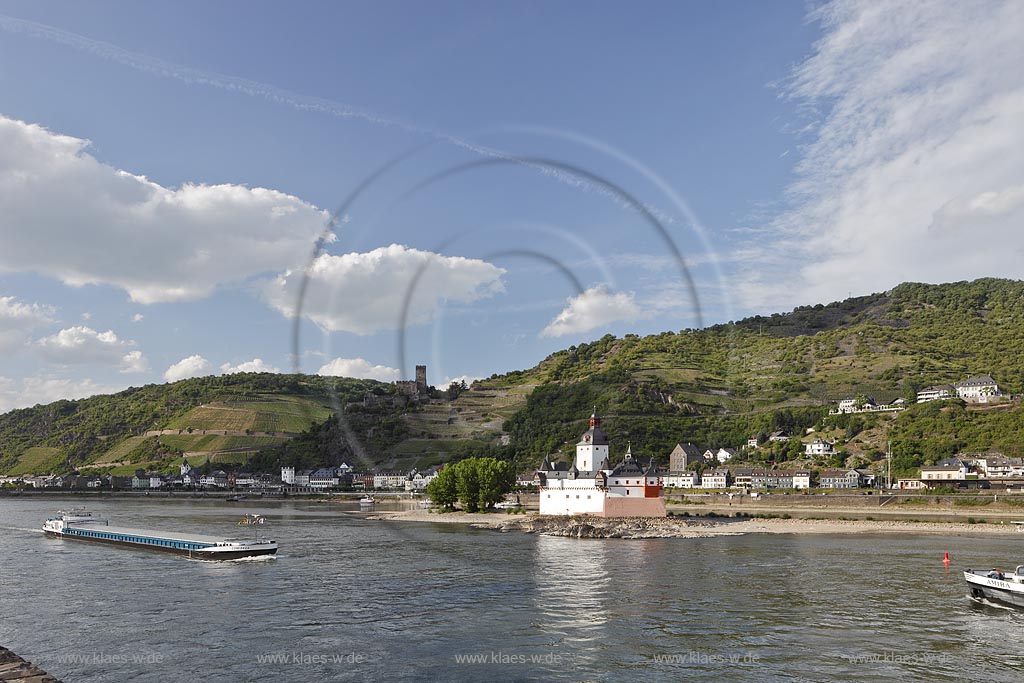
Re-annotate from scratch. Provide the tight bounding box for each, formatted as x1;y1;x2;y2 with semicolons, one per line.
2;496;1024;682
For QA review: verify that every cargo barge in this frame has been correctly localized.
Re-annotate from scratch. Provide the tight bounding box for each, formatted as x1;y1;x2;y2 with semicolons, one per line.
43;510;277;560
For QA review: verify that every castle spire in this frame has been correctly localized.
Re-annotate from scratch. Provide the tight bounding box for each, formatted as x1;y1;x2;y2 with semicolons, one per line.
590;407;600;428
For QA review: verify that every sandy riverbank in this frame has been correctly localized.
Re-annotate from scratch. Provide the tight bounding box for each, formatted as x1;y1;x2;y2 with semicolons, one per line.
368;509;1022;538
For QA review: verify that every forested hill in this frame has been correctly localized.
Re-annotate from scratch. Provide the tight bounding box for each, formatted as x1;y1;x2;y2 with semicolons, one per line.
492;278;1024;474
0;374;389;475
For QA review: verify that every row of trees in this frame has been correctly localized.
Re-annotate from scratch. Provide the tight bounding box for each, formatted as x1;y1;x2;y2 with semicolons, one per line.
425;457;515;512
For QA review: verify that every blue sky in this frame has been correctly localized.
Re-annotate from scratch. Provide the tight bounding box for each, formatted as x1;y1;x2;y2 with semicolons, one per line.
1;0;1023;411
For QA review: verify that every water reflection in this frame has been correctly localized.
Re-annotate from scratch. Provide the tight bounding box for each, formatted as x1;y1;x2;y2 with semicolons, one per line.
533;534;611;665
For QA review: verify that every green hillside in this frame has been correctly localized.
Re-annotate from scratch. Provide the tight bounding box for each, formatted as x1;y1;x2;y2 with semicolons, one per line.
494;278;1024;476
0;373;389;475
4;278;1024;480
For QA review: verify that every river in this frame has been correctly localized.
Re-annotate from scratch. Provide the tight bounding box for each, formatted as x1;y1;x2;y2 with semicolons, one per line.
1;496;1023;681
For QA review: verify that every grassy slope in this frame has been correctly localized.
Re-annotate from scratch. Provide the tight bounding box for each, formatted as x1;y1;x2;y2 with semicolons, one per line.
0;373;386;475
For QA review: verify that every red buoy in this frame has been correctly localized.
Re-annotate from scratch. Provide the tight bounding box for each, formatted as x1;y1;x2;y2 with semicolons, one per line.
943;551;951;564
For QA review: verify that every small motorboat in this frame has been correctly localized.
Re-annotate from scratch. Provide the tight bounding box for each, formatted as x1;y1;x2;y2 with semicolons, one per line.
226;495;246;502
359;496;376;506
964;565;1024;608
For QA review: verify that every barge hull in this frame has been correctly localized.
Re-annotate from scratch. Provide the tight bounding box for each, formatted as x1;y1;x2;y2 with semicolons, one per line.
44;530;276;560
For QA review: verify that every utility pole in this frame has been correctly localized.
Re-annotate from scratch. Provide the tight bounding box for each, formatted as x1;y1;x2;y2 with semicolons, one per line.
887;441;892;491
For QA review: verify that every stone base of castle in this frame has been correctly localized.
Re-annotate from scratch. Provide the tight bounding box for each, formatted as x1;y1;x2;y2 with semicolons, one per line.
601;496;666;518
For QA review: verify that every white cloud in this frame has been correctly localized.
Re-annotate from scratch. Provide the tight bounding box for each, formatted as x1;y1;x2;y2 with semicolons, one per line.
261;244;506;334
120;350;149;374
929;185;1024;235
164;354;212;382
220;358;281;374
0;294;55;352
540;285;642;338
132;313;144;322
317;357;401;382
738;0;1024;309
440;375;482;390
0;375;121;414
0;115;331;303
35;326;138;367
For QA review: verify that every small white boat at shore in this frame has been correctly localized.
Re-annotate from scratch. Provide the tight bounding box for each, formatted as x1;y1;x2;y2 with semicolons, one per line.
964;566;1024;607
359;496;375;506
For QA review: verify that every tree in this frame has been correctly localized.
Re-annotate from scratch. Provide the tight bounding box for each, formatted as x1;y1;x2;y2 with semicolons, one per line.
428;457;516;512
454;458;481;512
425;465;458;509
476;457;515;509
446;380;469;401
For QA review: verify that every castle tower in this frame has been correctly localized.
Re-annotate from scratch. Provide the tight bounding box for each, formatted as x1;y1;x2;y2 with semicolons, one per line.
415;365;427;391
575;407;609;472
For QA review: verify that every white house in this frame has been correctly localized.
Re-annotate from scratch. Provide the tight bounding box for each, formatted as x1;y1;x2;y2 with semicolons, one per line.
281;466;295;485
805;438;836;457
309;468;340;489
405;470;429;491
664;471;700;488
836;398;860;413
792;471;811;489
897;479;925;490
716;448;737;463
200;470;228;488
700;469;729;489
746;436;759;449
976;454;1024;478
373;473;407;489
955;375;1000;402
916;385;953;403
920;464;967;482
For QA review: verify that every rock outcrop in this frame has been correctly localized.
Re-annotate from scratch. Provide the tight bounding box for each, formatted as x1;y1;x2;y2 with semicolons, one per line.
0;647;61;682
486;515;727;539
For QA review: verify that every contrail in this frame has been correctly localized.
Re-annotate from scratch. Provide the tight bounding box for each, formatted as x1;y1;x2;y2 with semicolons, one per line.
0;14;680;226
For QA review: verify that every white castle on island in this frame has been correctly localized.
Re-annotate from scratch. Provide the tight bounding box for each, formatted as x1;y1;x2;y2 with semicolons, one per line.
535;409;666;517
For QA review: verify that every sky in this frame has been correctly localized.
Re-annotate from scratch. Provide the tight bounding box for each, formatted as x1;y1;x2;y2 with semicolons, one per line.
0;0;1022;412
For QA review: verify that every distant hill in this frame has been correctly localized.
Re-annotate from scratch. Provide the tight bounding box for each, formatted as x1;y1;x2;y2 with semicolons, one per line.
0;374;389;476
5;278;1024;479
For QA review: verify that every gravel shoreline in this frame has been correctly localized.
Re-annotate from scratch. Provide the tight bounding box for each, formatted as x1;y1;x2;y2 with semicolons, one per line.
368;509;1021;538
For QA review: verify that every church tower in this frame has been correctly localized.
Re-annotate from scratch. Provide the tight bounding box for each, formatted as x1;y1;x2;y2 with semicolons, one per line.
575;408;610;472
